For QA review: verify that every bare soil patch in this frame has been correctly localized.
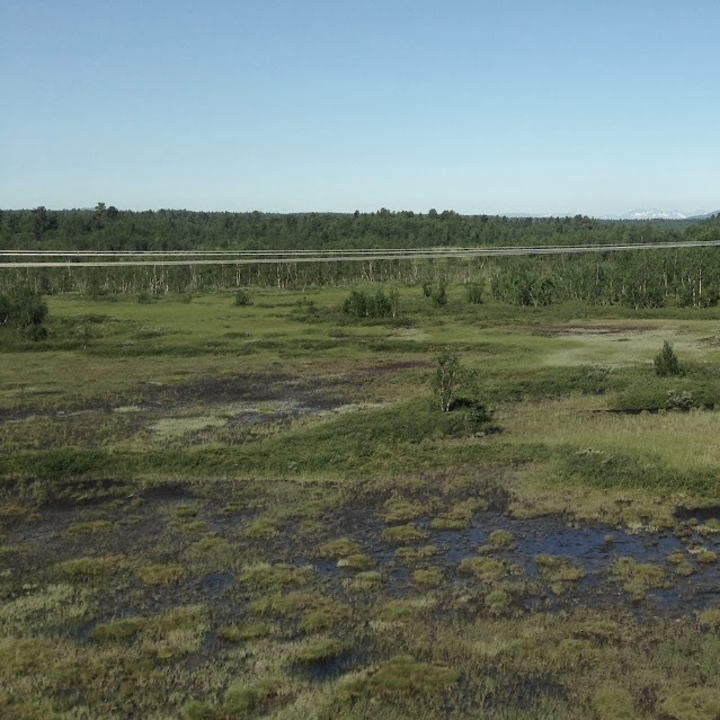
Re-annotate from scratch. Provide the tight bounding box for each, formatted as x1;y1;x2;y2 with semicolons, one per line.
530;323;656;338
0;360;426;423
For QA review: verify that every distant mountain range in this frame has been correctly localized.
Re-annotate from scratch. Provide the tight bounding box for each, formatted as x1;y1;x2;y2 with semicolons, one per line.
609;209;718;221
615;209;690;220
505;209;718;221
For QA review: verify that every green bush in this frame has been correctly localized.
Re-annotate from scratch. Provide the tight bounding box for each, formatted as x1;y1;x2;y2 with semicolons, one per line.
465;282;483;304
421;280;448;306
431;281;447;307
614;377;720;411
655;341;681;376
558;447;716;493
2;447;109;478
484;364;617;403
0;285;48;341
234;289;251;306
342;287;397;319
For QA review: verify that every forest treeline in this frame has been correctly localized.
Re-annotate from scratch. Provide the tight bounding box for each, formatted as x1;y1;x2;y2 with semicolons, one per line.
2;206;720;309
2;204;719;252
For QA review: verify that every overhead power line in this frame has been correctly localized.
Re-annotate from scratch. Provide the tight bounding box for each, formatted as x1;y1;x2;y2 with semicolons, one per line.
1;240;719;268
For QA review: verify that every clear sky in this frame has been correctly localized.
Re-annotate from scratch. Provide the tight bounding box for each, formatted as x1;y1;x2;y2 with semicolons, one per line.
2;0;718;217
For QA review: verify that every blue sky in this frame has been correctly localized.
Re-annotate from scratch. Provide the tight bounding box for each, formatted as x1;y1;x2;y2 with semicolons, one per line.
2;0;718;216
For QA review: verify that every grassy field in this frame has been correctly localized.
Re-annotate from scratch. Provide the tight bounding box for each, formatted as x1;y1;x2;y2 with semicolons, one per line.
3;285;720;719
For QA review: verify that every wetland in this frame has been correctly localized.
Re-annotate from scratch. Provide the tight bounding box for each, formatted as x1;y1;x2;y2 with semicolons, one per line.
3;286;720;719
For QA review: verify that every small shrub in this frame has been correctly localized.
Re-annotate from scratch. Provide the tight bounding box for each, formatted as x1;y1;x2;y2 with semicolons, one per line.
21;323;48;341
665;389;694;410
431;281;447;307
0;285;48;340
342;288;395;319
466;282;483;304
654;340;681;376
432;351;464;412
234;289;251;306
421;280;448;306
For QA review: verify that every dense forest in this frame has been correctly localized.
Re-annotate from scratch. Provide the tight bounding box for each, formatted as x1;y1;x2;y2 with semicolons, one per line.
1;206;720;309
2;205;719;252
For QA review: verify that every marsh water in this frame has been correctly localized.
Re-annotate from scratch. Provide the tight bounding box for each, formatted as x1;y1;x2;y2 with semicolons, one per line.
8;484;720;626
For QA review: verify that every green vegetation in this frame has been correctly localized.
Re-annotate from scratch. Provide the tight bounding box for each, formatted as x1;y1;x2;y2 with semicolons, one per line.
610;557;672;601
655;340;681;376
3;267;720;718
432;350;465;412
484;529;515;550
234;288;251;306
137;563;185;586
0;284;48;340
381;523;430;545
3;206;714;258
2;208;720;309
342;287;398;319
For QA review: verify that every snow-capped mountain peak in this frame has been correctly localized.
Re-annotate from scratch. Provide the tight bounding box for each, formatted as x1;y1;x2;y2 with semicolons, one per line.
621;209;688;220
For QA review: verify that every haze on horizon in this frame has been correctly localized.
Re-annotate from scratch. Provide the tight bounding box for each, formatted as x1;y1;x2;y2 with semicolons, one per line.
2;1;719;218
